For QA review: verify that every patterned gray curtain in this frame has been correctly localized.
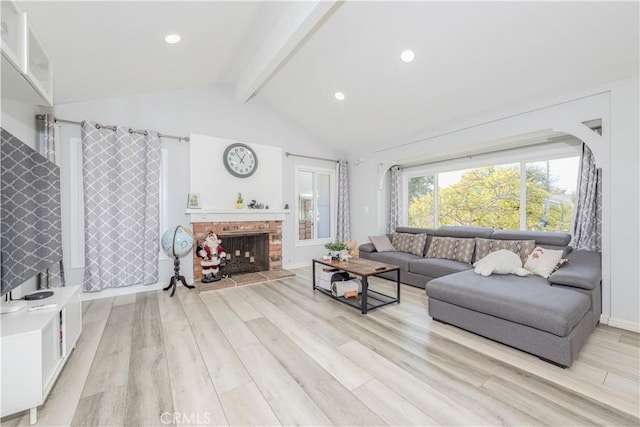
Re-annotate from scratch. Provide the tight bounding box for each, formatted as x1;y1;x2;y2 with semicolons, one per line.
387;166;402;233
336;160;351;241
38;114;65;288
81;121;161;292
571;143;602;251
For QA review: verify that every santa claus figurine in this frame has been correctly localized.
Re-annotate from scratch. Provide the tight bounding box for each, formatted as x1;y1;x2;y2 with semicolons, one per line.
196;232;227;283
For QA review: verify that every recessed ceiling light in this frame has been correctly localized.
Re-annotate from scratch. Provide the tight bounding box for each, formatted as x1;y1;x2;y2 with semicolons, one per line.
164;34;182;44
334;92;345;101
400;49;415;63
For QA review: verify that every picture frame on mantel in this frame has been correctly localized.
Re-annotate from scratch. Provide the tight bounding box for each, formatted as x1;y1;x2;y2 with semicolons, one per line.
188;193;201;209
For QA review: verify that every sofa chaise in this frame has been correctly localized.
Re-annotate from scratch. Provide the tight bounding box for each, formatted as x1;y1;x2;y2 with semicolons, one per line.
359;226;602;367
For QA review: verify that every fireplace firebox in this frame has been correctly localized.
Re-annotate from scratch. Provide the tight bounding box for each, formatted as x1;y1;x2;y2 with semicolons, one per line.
221;233;269;275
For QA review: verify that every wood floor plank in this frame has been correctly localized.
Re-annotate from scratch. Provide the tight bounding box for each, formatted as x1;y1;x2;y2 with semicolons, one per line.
131;291;163;350
429;319;640;418
180;293;252;394
250;284;353;347
157;289;186;324
113;294;137;306
338;340;493;426
71;385;127;427
247;296;373;390
353;379;438;426
481;376;599;426
218;383;281;427
124;345;174;427
235;342;333;426
218;289;263;322
619;334;640;346
246;317;385;426
604;371;640;400
82;297;114;325
162;318;228;426
330;316;545;426
330;313;491;387
81;305;135;397
199;291;260;349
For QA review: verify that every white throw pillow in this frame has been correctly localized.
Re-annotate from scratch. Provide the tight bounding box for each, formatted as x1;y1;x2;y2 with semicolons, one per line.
524;246;564;278
473;249;531;277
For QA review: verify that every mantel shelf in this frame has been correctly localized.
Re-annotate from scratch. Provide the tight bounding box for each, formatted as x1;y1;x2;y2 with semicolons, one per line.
186;208;290;215
186;208;290;223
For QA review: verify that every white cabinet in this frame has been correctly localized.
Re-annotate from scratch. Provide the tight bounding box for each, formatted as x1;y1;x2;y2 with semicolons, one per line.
0;0;26;70
25;19;53;105
1;286;82;424
0;0;53;105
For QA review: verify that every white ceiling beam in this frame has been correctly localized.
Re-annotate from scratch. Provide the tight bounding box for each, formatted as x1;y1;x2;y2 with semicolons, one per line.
235;0;341;103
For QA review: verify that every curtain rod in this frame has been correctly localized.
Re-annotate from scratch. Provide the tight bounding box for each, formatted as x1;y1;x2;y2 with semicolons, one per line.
35;115;190;142
285;152;338;163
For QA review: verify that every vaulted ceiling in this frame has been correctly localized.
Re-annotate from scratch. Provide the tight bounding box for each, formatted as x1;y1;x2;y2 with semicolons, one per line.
17;1;640;151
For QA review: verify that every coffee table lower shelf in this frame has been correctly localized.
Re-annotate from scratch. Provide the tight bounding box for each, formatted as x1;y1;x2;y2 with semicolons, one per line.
312;258;400;314
314;287;399;312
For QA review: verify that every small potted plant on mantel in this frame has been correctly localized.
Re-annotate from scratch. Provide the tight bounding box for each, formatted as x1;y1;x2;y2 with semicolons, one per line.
324;241;351;261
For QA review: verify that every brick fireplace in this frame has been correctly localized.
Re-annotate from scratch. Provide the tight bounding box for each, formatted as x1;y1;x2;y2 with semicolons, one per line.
191;219;283;283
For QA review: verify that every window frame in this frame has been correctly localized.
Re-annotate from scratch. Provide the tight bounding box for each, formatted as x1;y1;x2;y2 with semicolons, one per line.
294;165;336;247
402;142;581;231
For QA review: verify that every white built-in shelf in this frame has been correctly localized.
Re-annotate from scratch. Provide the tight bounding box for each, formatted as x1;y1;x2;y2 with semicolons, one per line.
1;286;82;424
186;208;290;223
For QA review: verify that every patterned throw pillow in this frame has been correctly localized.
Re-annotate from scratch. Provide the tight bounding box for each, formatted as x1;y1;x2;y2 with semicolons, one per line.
425;237;476;264
475;238;536;265
391;233;427;256
524;246;564;278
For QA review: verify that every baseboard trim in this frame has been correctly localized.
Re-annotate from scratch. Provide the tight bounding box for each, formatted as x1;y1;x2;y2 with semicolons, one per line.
599;314;640;333
283;262;310;270
81;282;168;301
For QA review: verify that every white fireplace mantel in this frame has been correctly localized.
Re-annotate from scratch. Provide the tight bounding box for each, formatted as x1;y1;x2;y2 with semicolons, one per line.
186;208;290;223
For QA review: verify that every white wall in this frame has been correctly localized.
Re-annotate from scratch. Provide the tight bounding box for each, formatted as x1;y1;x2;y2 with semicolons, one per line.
53;85;343;289
350;76;640;329
189;134;283;209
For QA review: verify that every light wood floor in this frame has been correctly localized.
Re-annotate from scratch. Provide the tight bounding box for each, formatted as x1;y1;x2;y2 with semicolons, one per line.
3;267;639;426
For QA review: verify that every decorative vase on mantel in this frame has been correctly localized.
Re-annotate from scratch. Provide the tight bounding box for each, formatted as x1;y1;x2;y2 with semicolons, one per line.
236;192;244;209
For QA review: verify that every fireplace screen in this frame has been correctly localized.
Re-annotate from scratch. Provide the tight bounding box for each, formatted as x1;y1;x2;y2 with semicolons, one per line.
221;233;270;275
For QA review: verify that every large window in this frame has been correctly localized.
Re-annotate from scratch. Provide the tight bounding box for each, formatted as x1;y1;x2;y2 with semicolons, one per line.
404;150;579;232
296;167;335;244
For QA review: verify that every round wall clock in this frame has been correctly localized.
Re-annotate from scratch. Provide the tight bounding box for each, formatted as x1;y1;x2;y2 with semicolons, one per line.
223;143;258;178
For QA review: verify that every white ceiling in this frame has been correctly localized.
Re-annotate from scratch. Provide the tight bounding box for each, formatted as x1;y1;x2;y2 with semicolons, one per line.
15;1;640;152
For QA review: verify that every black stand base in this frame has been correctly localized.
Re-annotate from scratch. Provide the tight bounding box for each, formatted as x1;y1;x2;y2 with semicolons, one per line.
163;257;194;297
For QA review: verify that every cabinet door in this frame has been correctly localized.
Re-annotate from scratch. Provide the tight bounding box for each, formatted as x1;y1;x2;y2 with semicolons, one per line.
25;18;53;105
41;316;62;389
0;0;27;70
0;333;41;416
62;292;82;356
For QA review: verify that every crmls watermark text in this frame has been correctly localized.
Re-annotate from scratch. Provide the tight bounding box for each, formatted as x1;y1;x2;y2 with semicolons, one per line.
160;412;212;425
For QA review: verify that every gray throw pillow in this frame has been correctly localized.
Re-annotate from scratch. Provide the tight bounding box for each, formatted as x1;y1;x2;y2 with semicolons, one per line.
426;236;476;264
391;233;428;256
369;235;396;252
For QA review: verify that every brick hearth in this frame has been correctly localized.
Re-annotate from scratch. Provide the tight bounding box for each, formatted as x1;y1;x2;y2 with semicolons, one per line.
192;220;283;283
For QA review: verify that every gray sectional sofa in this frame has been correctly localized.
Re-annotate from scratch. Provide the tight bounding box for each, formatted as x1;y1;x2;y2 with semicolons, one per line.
359;226;602;367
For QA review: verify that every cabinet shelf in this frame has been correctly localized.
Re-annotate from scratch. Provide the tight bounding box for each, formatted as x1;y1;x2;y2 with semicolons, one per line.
1;286;82;424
